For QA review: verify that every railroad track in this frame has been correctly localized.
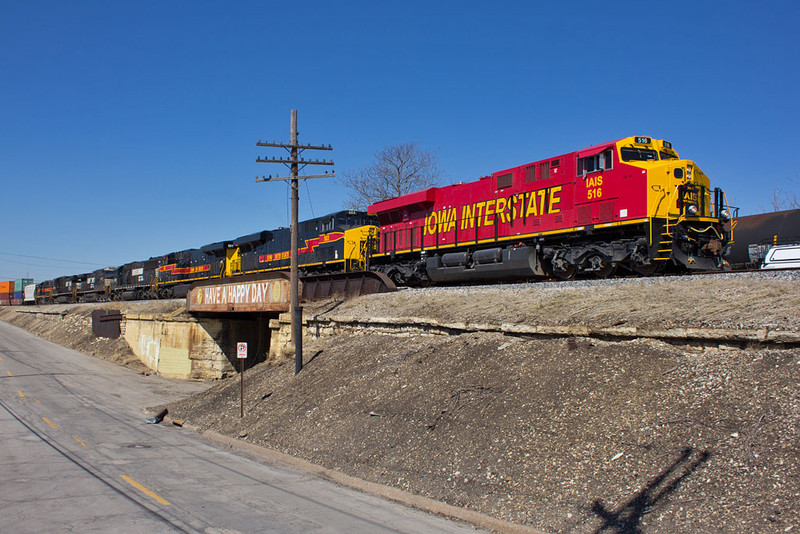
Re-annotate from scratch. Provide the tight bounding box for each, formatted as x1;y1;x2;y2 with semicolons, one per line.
399;266;799;294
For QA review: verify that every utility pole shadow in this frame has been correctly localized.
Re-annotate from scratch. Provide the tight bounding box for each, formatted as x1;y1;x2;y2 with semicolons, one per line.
590;447;711;533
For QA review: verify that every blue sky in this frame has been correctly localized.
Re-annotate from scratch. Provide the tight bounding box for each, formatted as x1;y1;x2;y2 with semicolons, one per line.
2;1;798;281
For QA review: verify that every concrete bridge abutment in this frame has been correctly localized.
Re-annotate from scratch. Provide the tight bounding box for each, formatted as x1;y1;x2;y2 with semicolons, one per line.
124;310;291;380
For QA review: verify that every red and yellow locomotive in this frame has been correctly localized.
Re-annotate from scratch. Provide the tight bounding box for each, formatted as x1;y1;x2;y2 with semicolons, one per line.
368;136;732;284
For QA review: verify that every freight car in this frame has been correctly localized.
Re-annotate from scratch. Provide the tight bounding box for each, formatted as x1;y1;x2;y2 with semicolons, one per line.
0;278;34;306
0;281;12;306
23;283;36;304
368;135;733;284
726;209;800;267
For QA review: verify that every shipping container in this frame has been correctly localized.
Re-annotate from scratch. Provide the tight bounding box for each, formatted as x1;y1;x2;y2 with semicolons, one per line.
10;299;22;306
24;284;35;303
14;291;23;300
14;278;34;292
0;281;13;293
0;292;10;306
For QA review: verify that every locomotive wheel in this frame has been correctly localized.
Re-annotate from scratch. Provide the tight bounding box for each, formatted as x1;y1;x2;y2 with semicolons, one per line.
157;287;174;299
632;261;660;276
584;253;615;279
551;264;576;280
594;262;616;279
414;277;432;288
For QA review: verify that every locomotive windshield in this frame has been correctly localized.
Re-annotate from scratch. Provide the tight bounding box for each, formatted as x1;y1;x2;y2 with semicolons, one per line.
620;147;658;162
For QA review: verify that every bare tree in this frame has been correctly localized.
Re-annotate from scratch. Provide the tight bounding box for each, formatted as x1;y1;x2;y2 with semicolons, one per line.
770;173;800;211
341;143;442;210
770;186;799;211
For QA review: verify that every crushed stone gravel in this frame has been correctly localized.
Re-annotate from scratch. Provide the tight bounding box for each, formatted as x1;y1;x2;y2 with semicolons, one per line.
3;271;799;532
169;271;800;533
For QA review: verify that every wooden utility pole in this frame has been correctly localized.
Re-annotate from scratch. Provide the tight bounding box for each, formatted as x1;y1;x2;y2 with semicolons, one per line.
256;110;334;374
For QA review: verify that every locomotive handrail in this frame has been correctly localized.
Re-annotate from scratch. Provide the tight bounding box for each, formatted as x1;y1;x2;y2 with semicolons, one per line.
663;184;682;237
688;224;725;240
344;237;354;273
721;189;735;243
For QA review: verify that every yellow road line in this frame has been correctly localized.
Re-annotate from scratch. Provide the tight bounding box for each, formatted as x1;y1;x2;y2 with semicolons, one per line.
121;475;171;506
17;390;24;398
72;436;87;448
7;371;11;376
42;417;59;429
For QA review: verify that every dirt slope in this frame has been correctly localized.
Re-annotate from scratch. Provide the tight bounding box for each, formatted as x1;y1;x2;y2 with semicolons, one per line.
167;273;799;533
3;273;799;532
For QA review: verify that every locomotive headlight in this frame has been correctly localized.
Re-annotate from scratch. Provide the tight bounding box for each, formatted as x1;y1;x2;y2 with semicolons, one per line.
719;209;731;222
686;166;693;179
686;204;699;216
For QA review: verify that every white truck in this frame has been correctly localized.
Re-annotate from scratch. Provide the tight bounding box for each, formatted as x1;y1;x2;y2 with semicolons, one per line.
761;245;800;270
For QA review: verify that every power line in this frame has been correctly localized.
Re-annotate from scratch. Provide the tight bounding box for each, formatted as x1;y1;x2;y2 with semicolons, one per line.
304;179;316;218
0;257;99;270
0;251;106;267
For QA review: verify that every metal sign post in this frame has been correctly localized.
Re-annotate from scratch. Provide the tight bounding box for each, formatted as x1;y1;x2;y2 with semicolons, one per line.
237;342;247;418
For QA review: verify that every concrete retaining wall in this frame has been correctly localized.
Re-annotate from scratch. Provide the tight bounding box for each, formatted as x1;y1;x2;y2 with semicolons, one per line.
304;314;800;347
20;305;794;382
124;313;236;380
125;311;289;380
268;313;294;361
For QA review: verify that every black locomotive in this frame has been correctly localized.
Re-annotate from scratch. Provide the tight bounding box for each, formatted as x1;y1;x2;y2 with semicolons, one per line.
36;210;378;304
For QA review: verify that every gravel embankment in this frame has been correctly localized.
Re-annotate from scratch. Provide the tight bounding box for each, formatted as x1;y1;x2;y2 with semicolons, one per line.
169;270;800;533
305;270;800;333
3;271;799;532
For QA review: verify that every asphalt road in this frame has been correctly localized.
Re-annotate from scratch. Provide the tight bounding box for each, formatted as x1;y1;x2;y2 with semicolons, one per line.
0;321;481;533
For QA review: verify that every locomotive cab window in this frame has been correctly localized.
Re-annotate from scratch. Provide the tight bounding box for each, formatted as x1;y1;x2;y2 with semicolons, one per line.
321;217;335;232
577;148;613;176
620;147;658;162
